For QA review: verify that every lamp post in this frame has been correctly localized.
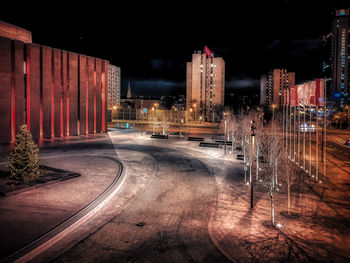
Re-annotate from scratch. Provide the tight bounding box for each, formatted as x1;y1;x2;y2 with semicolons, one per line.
224;112;227;155
189;108;193;134
112;105;117;121
193;104;197;122
152;107;155;135
250;121;256;209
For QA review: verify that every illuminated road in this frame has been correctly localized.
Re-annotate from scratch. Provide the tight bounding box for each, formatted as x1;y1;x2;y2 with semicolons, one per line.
31;127;350;263
43;129;229;263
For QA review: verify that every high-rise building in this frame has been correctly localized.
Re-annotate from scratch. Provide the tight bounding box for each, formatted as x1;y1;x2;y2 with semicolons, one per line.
107;65;120;108
322;8;350;108
260;69;295;109
186;47;225;122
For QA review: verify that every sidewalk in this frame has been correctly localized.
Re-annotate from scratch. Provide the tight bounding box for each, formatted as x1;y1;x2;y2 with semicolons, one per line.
0;133;121;260
146;131;350;262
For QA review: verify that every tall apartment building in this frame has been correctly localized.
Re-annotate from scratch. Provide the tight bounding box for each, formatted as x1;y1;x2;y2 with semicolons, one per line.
107;65;120;108
186;47;225;122
322;8;349;108
260;69;295;108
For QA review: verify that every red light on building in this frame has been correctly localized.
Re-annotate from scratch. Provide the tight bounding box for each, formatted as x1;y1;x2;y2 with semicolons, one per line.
101;72;105;132
11;74;15;141
67;96;70;136
26;55;30;130
86;80;89;135
204;46;214;57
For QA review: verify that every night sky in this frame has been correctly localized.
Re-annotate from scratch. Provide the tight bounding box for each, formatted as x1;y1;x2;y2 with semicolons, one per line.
1;0;348;99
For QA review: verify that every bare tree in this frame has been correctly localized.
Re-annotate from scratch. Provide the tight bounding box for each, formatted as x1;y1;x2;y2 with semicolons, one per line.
228;111;237;152
260;121;283;225
252;111;264;181
161;113;170;135
279;153;303;216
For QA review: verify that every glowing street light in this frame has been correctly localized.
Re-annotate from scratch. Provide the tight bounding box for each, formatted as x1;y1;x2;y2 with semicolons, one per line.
193;104;197;121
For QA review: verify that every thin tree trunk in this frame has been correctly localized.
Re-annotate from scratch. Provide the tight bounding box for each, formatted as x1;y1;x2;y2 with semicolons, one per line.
287;178;291;215
256;147;259;181
270;189;274;225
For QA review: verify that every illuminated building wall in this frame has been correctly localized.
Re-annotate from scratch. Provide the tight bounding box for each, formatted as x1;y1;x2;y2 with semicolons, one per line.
322;9;349;108
0;20;32;43
260;69;295;109
0;34;108;144
186;48;225;122
107;65;121;109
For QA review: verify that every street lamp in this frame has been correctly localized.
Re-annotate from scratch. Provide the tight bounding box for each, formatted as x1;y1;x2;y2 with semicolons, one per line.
152;107;155;135
272;104;276;120
189;108;193;134
193;104;197;122
250;120;256;209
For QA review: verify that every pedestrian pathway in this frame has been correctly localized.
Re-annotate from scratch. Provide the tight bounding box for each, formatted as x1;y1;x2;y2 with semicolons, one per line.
0;134;121;261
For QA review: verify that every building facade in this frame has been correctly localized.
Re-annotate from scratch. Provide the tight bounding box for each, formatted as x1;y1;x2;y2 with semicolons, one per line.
107;65;120;109
322;9;349;108
186;47;225;122
0;23;108;144
260;69;295;109
0;20;32;43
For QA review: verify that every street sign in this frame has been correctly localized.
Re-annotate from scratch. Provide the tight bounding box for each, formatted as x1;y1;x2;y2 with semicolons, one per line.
244;167;248;171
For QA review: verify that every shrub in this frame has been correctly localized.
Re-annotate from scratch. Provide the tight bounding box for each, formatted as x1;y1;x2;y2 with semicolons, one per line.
8;124;40;184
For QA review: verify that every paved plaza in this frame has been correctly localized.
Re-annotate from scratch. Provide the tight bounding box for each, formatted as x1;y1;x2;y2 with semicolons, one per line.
1;128;350;262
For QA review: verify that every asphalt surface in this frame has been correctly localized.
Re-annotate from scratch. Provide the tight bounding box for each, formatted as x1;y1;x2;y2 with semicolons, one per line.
4;127;349;262
47;129;229;263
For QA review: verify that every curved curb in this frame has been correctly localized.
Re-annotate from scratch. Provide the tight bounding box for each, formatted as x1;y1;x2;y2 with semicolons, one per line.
1;156;128;263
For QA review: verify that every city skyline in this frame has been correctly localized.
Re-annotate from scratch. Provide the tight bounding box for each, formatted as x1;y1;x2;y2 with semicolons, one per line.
1;0;348;97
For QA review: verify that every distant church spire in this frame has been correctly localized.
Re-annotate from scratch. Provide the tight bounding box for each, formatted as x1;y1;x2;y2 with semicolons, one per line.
127;82;132;99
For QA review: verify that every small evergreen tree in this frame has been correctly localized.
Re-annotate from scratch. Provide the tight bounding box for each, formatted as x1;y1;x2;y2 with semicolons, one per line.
8;124;40;184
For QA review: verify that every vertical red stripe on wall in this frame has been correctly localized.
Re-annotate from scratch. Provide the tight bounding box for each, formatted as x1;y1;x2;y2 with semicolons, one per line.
94;95;96;134
60;97;63;137
26;54;30;130
67;96;70;136
40;100;43;138
101;72;105;132
11;76;15;141
86;80;88;134
51;82;54;138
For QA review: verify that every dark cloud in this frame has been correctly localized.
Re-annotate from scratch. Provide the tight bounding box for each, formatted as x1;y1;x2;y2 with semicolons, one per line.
265;40;281;50
227;77;259;89
125;78;185;96
290;38;323;57
1;0;347;97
